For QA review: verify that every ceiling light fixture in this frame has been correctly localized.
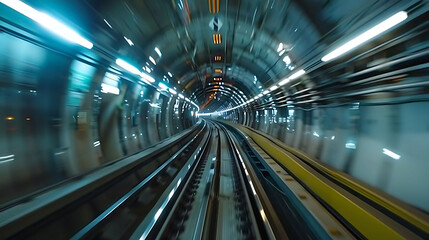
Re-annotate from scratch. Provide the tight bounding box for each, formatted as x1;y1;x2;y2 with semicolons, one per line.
283;55;291;65
124;36;134;46
155;47;162;57
158;82;168;90
116;59;140;75
0;0;93;49
149;56;156;65
289;69;306;80
321;11;407;62
279;78;290;86
277;43;283;52
270;85;278;91
383;148;401;160
101;83;120;95
140;72;155;83
103;19;112;29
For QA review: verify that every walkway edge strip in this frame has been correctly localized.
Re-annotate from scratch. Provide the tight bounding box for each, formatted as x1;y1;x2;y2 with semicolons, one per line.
232;123;407;239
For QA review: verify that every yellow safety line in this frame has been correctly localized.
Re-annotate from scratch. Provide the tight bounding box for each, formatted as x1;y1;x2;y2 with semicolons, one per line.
217;0;219;13
208;0;211;13
231;123;413;239
239;125;429;236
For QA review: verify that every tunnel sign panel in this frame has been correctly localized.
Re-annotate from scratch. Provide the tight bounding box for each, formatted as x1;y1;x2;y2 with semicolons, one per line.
209;17;223;31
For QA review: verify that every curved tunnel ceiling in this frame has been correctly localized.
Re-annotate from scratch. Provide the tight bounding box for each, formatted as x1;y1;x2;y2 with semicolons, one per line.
82;0;414;113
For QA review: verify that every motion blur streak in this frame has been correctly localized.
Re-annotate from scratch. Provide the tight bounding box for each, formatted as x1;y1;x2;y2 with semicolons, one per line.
321;11;408;62
0;0;93;49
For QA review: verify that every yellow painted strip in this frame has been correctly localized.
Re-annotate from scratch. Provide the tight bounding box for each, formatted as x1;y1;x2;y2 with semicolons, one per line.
243;126;429;235
217;0;219;13
213;0;216;14
234;124;406;239
208;0;211;13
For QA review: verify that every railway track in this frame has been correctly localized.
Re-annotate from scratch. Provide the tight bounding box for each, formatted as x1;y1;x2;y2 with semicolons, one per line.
7;119;422;240
155;121;274;239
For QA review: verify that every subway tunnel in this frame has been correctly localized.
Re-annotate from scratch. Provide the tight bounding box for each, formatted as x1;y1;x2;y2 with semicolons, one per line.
0;0;429;239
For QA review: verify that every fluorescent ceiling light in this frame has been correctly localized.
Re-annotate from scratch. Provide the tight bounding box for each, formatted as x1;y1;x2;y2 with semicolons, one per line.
103;19;112;29
283;55;291;65
158;82;168;90
345;142;356;149
149;56;156;65
101;83;120;95
278;49;286;56
155;47;162;57
140;72;155;83
277;43;283;52
289;69;306;80
258;93;263;97
123;36;134;46
321;11;407;62
116;59;141;75
0;154;14;163
178;94;184;99
140;79;150;85
270;85;278;91
0;154;14;160
168;72;173;77
279;78;290;86
383;148;401;160
263;90;269;95
144;66;151;73
149;103;161;108
93;141;100;147
0;0;93;49
169;88;177;95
